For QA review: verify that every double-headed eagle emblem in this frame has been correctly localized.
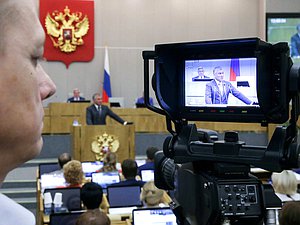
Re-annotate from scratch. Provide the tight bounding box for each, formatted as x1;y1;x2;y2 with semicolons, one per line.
45;6;89;53
91;133;120;161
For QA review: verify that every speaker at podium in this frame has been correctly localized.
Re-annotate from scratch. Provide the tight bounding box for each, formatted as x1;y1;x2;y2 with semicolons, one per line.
71;124;135;163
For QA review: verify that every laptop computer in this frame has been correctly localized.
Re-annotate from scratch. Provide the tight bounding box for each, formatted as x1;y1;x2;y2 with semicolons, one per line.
91;171;120;189
44;187;81;211
132;207;177;225
81;161;104;177
140;169;154;182
107;185;143;215
40;174;66;191
49;211;85;225
135;159;146;167
38;163;60;178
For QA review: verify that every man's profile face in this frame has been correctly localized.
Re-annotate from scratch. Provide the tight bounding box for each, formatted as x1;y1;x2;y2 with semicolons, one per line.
94;95;103;105
0;0;56;172
214;68;224;82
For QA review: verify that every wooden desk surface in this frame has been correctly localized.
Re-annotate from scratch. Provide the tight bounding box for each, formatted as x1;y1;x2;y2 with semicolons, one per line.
43;103;276;135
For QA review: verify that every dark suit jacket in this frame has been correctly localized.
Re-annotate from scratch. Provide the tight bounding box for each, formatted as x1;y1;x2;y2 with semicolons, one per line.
86;104;125;125
291;33;300;57
205;80;251;105
108;179;146;188
192;75;210;81
67;96;86;102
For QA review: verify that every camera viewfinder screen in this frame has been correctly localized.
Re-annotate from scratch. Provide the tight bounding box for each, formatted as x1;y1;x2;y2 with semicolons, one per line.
184;58;258;108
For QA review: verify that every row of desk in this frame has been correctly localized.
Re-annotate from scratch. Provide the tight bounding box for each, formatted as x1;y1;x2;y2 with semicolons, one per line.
43;102;278;137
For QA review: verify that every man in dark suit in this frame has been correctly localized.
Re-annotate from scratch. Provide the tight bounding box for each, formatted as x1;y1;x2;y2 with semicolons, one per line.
205;66;252;105
67;88;86;102
192;67;210;81
137;147;159;177
109;159;145;188
291;24;300;57
86;93;128;125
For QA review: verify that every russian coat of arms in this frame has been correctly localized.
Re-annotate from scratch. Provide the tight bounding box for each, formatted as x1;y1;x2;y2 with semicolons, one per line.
45;6;89;53
91;133;120;161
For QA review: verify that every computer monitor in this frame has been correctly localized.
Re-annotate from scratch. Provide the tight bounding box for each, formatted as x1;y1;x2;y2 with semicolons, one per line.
49;211;85;225
110;102;121;107
132;207;177;225
81;161;104;177
140;170;154;182
107;185;143;208
91;172;120;189
135;103;146;108
44;187;81;211
69;100;90;103
109;97;124;108
266;13;300;64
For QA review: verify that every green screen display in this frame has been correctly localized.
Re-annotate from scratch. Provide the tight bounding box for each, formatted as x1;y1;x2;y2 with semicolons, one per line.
266;13;300;63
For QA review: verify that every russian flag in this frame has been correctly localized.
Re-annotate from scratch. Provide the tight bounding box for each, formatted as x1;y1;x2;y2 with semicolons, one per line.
102;47;112;103
229;58;240;81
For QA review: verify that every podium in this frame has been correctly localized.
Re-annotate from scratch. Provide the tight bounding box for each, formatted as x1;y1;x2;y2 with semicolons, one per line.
71;125;135;163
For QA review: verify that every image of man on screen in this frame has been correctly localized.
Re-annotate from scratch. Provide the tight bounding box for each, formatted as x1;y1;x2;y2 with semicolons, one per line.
205;66;252;105
192;67;210;81
291;24;300;57
67;88;86;102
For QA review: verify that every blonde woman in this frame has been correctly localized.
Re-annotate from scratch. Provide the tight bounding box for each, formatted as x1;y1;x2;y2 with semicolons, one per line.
140;181;171;207
63;160;85;187
271;170;300;202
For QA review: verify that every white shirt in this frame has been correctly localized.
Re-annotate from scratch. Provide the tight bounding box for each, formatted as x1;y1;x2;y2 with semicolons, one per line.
216;80;224;95
0;193;35;225
94;104;101;111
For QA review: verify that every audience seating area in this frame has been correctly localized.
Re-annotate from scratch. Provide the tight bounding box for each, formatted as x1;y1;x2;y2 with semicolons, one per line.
36;159;172;225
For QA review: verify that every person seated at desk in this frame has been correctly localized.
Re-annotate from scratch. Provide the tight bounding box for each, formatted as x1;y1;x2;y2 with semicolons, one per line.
62;160;86;188
76;209;111;225
135;92;154;106
279;201;300;225
109;159;145;188
86;93;128;125
192;66;210;81
97;152;118;173
47;152;72;177
81;182;109;214
137;147;159;177
67;88;86;102
271;170;300;202
140;181;171;207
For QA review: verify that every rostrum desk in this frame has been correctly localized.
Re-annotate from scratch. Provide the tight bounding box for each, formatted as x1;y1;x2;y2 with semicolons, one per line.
71;124;135;162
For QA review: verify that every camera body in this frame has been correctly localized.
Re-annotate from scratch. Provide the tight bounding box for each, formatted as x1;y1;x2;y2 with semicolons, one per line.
175;163;264;225
143;38;300;225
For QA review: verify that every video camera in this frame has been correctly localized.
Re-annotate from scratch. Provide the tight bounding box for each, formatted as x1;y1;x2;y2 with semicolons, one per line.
142;38;300;225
